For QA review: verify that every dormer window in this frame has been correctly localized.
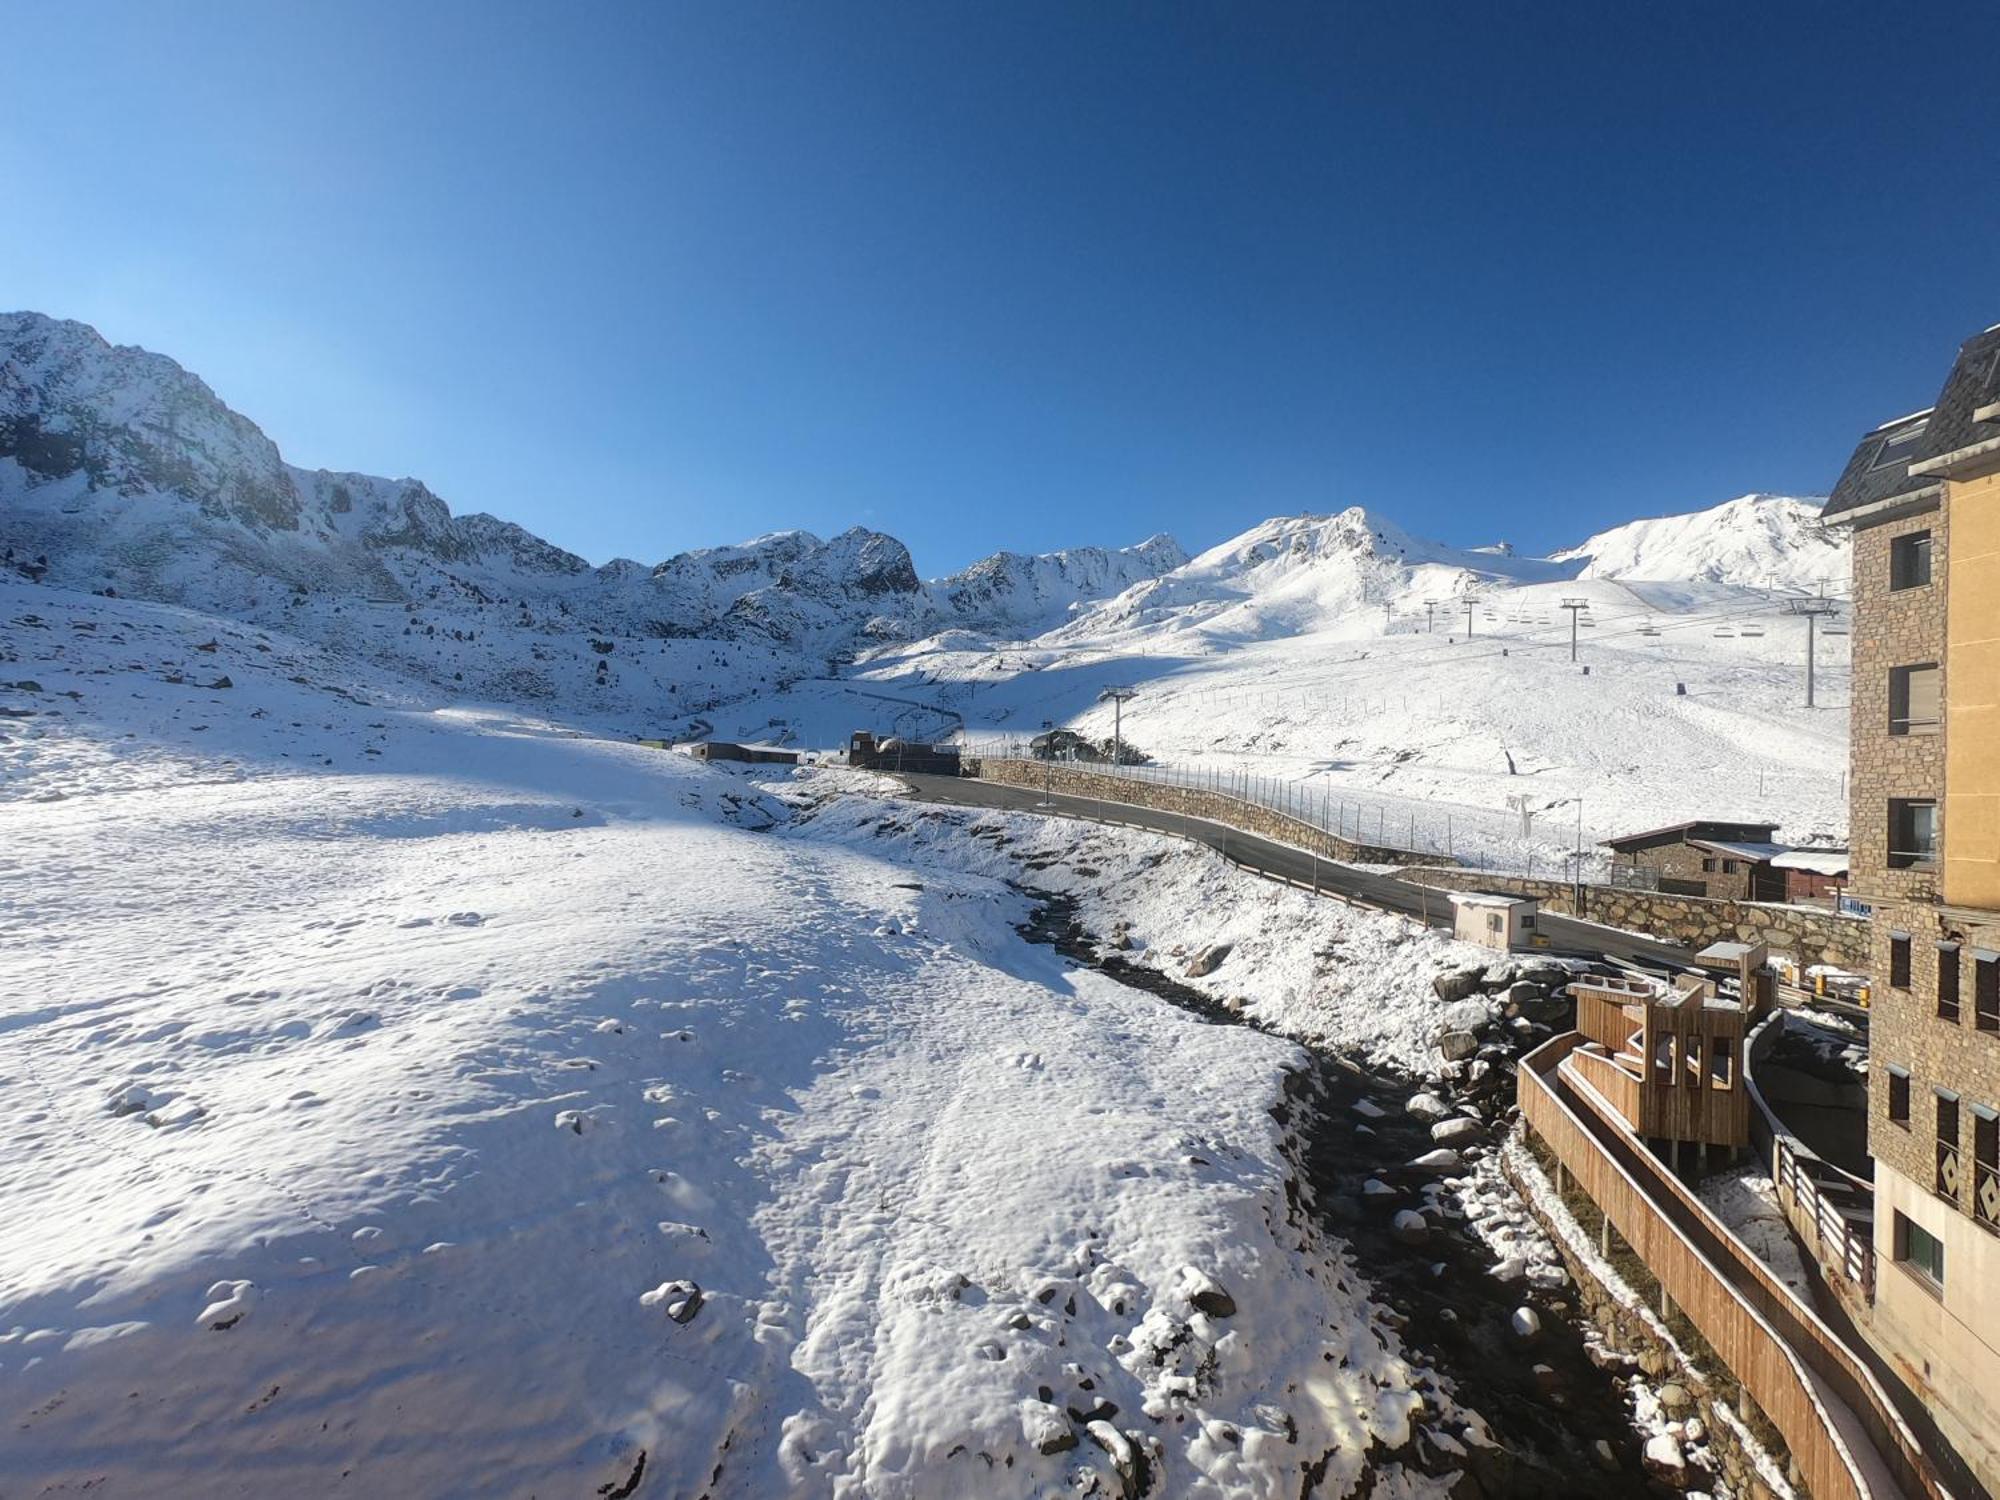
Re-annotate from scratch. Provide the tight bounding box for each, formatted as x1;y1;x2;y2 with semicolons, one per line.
1871;424;1928;470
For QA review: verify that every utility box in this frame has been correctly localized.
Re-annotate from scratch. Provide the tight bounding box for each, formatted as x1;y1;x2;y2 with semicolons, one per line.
1448;891;1541;952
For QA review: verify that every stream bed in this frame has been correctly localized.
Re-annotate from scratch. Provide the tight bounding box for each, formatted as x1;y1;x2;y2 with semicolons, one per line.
1020;892;1656;1499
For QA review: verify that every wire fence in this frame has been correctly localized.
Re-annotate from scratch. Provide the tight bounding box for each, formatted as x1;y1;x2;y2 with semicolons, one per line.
959;737;1610;880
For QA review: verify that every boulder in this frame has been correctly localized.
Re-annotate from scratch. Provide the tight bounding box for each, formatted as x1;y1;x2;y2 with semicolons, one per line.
1509;1305;1541;1339
1432;966;1486;1002
640;1278;704;1324
1178;1266;1236;1319
1430;1116;1483;1147
1642;1434;1687;1486
1185;943;1233;978
1391;1209;1430;1244
1409;1147;1464;1173
1441;997;1495;1036
1437;1030;1480;1062
1020;1400;1076;1456
1406;1092;1452;1122
1657;1382;1694;1414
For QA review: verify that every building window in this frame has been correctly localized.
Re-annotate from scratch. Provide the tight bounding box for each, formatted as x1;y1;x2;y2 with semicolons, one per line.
1937;1091;1962;1201
1888;1066;1911;1125
1701;857;1718;873
1890;931;1912;989
1976;1107;2000;1232
1979;953;2000;1032
1889;664;1941;736
1891;530;1933;591
1871;424;1928;471
1654;1033;1677;1086
1888;800;1938;869
1896;1212;1946;1290
1709;1035;1733;1088
1939;944;1961;1022
1722;859;1739;875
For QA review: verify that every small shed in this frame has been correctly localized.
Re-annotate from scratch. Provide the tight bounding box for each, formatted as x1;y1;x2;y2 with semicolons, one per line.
1770;848;1849;906
1449;891;1541;952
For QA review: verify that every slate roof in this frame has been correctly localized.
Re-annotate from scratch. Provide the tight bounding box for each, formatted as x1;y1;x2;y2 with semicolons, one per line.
1824;322;2000;521
1600;818;1781;852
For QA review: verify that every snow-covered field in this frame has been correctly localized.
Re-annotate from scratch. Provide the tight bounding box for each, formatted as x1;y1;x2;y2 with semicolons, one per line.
2;580;1484;1498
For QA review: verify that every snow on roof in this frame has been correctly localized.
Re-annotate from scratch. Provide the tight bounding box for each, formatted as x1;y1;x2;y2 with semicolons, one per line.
1770;849;1850;875
1448;890;1536;909
1686;838;1791;861
1868;406;1935;434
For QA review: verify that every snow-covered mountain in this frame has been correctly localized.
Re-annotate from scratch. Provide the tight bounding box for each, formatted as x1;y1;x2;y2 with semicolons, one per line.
0;312;1185;722
1552;493;1845;592
4;311;1850;797
1050;508;1572;645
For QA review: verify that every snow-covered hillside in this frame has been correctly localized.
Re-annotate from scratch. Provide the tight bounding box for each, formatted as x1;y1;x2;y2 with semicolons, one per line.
2;578;1502;1498
1552;493;1846;592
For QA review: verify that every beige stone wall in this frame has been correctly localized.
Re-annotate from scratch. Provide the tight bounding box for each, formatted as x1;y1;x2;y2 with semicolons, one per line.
1870;1160;2000;1497
1945;467;2000;909
1848;505;1946;909
1394;868;1867;967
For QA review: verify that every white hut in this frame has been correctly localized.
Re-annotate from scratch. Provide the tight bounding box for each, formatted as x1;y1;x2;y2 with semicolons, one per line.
1448;891;1541;952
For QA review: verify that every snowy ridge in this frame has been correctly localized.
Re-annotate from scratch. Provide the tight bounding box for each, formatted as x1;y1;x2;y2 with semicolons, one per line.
0;312;1185;713
1551;493;1845;593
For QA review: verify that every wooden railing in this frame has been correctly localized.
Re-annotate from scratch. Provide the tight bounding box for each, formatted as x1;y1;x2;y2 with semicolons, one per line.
1567;1044;1643;1125
1520;1034;1948;1500
1744;1012;1878;1299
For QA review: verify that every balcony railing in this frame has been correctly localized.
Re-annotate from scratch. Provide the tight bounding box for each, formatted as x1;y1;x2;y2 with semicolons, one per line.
1936;1140;1963;1201
1977;1160;1999;1233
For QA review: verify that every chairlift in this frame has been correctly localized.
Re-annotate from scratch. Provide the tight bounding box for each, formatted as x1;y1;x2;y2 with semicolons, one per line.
1713;626;1735;638
1739;623;1765;638
1822;623;1850;637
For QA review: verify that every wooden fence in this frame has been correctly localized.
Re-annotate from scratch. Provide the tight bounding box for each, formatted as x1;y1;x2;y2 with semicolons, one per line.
1519;1034;1946;1500
1744;1013;1878;1301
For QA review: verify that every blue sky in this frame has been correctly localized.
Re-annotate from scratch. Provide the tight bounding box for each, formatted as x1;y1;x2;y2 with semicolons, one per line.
5;3;1997;573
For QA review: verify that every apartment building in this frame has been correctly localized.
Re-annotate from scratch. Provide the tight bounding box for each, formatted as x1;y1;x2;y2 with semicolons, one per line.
1823;321;2000;1493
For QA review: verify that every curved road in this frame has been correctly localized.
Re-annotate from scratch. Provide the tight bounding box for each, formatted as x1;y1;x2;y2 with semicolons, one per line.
896;772;1711;974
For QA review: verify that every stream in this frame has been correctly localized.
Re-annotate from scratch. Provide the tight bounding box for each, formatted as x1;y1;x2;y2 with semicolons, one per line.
1019;892;1655;1499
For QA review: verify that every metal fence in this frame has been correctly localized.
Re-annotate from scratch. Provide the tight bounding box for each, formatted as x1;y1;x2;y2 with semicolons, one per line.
959;737;1608;880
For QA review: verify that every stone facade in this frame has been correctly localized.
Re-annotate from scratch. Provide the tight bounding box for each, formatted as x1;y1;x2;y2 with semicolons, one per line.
1615;839;1766;901
1846;480;2000;1496
968;758;1441;866
1848;503;1947;915
1394;869;1868;968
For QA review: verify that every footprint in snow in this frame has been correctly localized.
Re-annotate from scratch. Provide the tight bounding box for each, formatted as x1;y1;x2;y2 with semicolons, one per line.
445;911;485;927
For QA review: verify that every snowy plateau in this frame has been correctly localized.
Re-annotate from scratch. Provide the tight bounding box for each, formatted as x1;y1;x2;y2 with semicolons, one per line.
1;313;1851;1497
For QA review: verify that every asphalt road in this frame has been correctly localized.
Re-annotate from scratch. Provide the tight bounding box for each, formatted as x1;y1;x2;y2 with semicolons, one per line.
896;772;1710;974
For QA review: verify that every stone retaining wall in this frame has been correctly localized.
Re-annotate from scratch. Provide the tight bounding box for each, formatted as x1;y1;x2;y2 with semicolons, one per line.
1391;868;1868;968
968;758;1449;868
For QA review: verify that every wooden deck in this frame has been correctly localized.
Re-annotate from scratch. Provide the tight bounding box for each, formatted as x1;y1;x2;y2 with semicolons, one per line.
1520;1033;1950;1500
